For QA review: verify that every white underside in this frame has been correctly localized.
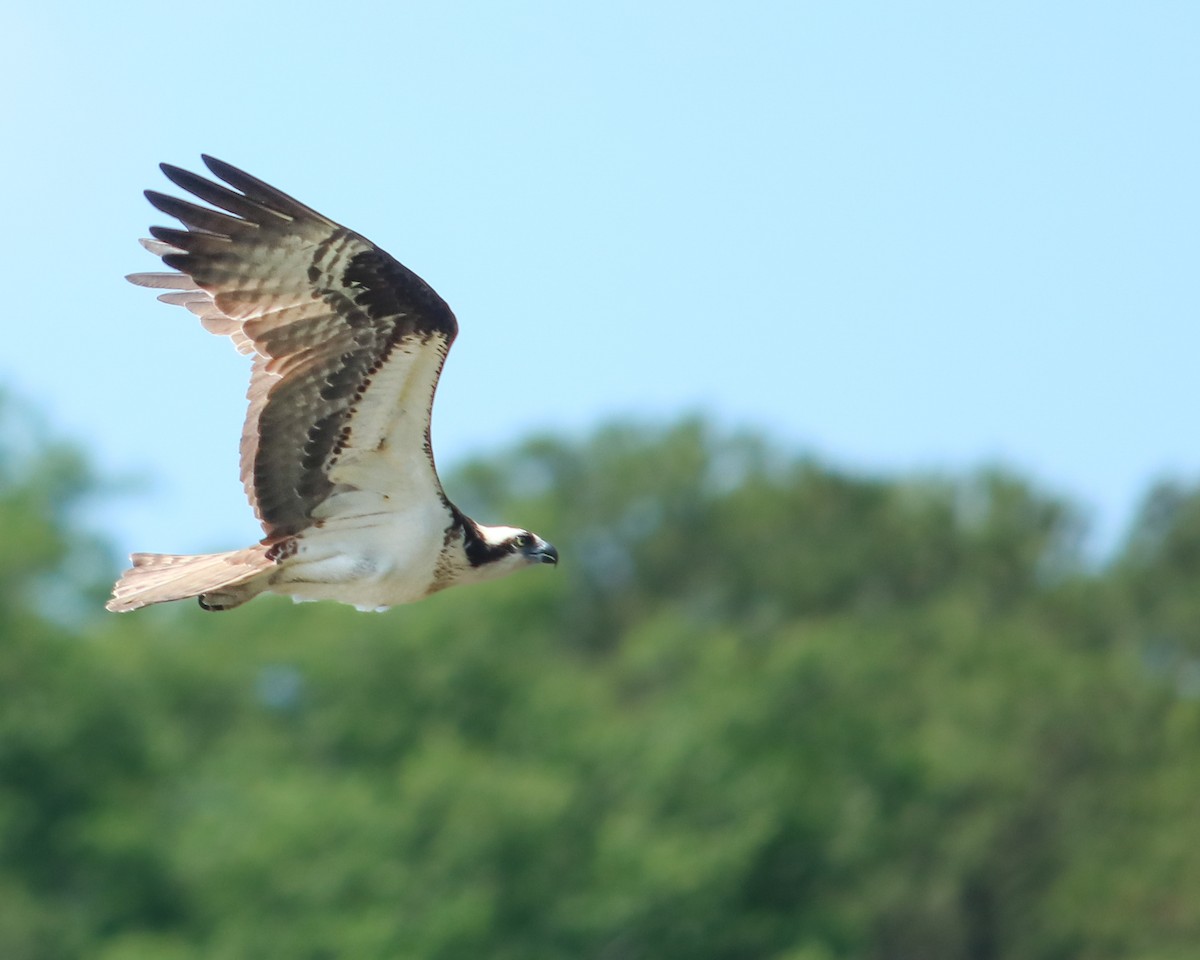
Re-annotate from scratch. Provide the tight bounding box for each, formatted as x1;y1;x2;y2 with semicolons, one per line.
266;500;451;610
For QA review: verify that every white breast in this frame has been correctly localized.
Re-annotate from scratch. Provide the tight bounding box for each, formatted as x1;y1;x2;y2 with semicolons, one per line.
266;499;452;610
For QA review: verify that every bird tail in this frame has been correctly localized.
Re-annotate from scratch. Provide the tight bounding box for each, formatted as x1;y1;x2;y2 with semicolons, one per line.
106;545;275;613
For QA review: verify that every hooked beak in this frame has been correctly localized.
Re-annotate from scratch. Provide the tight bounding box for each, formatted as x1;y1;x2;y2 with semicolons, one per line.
537;543;559;566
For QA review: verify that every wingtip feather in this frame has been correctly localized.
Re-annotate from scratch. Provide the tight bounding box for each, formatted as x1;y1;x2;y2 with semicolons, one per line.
201;154;233;180
139;237;185;256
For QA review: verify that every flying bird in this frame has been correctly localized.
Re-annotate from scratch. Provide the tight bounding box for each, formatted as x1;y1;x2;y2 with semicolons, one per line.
108;157;557;613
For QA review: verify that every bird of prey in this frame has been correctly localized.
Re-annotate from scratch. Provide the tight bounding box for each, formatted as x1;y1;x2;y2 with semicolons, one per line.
107;157;557;613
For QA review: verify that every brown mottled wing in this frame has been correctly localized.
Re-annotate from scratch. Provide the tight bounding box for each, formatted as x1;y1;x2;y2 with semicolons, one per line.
128;156;458;539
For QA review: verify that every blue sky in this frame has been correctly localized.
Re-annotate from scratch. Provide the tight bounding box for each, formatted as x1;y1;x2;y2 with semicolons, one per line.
3;1;1197;561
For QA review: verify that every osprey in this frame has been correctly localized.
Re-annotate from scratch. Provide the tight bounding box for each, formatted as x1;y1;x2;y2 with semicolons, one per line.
107;157;558;613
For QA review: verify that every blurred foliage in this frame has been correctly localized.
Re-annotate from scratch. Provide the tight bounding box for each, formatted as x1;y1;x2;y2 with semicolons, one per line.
1;398;1198;960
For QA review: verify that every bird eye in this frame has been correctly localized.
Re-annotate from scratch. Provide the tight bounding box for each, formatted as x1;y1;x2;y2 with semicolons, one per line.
514;533;532;549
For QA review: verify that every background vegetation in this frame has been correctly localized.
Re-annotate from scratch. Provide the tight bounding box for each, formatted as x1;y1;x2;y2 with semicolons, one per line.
1;391;1197;959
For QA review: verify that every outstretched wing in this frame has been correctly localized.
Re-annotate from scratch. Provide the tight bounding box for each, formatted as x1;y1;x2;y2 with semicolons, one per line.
129;157;459;539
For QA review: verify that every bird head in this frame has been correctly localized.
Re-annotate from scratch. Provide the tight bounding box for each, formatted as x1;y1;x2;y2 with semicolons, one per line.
464;523;559;580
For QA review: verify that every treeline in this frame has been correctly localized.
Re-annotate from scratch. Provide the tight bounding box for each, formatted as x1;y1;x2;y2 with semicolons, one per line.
0;396;1197;959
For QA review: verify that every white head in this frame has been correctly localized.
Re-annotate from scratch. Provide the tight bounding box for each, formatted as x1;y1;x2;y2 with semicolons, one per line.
460;522;559;583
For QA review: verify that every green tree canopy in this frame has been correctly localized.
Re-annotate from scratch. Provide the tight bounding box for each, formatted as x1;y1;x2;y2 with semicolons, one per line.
0;404;1196;959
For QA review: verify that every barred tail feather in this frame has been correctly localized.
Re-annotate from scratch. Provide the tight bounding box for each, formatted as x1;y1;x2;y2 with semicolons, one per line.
106;546;274;612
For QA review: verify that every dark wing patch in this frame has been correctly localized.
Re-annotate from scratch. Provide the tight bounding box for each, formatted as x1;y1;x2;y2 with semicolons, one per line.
130;156;458;538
